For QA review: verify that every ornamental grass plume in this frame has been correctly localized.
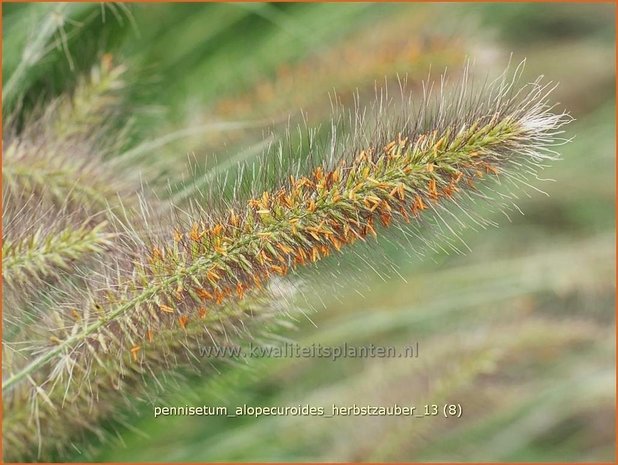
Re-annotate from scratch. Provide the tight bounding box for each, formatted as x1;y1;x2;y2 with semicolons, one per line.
3;56;130;214
3;65;570;461
1;56;139;319
213;7;464;120
2;221;113;288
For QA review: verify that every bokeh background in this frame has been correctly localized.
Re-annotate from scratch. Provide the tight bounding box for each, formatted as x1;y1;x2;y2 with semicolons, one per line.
3;2;616;462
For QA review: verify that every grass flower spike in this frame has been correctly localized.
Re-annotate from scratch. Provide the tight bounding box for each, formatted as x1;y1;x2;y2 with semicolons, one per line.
2;222;112;288
3;67;570;462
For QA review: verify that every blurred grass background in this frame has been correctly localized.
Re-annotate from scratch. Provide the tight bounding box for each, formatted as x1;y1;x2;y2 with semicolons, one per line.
3;2;615;462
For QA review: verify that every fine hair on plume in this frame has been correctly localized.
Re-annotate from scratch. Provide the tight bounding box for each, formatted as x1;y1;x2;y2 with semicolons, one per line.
2;61;571;461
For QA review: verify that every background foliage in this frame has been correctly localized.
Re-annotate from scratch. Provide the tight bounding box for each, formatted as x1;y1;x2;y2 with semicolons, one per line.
3;2;615;462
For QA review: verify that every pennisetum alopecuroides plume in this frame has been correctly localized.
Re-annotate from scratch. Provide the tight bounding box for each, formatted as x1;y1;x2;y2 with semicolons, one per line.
2;63;571;461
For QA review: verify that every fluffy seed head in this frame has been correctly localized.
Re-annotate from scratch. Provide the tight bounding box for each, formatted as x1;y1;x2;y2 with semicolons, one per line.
3;65;571;461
